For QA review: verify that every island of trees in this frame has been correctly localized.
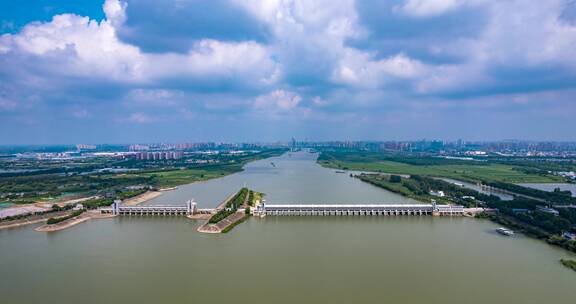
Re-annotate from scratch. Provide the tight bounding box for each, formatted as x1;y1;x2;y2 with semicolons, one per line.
200;187;262;233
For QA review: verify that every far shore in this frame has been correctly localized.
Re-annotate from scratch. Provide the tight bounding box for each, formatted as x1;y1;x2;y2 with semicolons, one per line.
35;214;91;232
35;210;116;232
0;211;70;230
1;218;48;230
122;191;163;206
159;186;178;191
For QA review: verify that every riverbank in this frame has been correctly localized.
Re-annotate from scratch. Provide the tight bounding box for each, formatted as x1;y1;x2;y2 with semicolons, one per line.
49;195;101;207
131;149;288;188
0;204;50;219
216;192;237;210
560;259;576;272
122;191;163;206
356;174;431;203
317;151;565;183
197;211;247;233
354;172;576;254
0;210;70;230
35;213;91;232
356;173;471;205
481;213;576;253
197;188;250;233
34;210;116;232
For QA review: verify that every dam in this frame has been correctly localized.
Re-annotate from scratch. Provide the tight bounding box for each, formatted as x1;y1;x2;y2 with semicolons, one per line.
100;199;464;217
254;201;464;216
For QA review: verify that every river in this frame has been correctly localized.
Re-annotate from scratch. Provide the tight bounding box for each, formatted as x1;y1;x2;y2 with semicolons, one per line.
439;177;515;200
0;151;575;304
518;183;576;198
146;151;417;206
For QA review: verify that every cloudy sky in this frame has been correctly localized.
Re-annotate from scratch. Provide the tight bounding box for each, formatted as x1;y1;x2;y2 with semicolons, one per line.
1;0;576;144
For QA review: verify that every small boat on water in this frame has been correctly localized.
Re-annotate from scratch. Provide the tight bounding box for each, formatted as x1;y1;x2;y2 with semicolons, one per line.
496;227;514;236
270;162;276;167
335;170;346;174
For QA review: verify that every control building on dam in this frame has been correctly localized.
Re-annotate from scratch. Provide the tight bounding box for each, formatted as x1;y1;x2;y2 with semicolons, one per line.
254;201;464;217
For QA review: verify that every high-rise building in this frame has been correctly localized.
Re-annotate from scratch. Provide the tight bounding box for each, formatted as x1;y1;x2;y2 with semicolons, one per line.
76;144;96;150
136;151;183;161
129;145;150;151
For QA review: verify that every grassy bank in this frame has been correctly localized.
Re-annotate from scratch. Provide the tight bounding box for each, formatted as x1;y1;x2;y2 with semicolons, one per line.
0;148;286;204
209;188;249;224
200;187;258;234
357;173;488;206
127;149;286;188
135;165;241;188
357;174;433;203
560;259;576;272
318;152;564;183
248;190;263;207
221;215;249;233
357;172;576;254
46;209;84;225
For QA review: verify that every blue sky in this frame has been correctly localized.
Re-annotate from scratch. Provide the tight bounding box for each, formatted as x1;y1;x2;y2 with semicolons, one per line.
1;0;575;144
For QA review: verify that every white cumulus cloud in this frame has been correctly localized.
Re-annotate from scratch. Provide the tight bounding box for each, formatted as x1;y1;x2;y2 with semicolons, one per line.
126;112;156;123
253;90;302;112
395;0;466;17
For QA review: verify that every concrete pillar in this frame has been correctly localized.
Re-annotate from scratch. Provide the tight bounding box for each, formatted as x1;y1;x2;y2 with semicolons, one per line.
186;200;196;215
112;200;121;215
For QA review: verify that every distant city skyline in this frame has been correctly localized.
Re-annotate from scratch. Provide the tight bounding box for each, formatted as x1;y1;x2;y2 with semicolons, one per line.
4;139;576;151
5;138;576;147
1;0;576;144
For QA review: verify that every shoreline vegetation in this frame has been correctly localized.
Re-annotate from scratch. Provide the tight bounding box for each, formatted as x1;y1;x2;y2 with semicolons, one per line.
0;203;79;228
129;149;287;188
35;212;90;232
357;174;443;203
208;188;249;224
0;149;286;228
0;210;70;230
319;151;576;255
46;209;85;225
198;188;261;234
356;173;493;207
121;191;162;206
35;210;116;232
560;259;576;272
359;174;576;254
318;151;565;183
0;189;147;230
0;148;287;206
480;213;576;252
